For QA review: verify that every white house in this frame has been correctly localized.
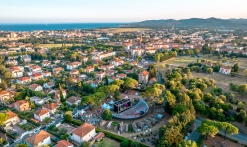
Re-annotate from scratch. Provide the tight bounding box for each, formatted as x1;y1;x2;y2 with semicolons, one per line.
66;62;82;70
30;73;43;81
28;83;43;91
34;109;50;122
42;71;52;77
43;82;55;89
9;66;23;78
110;59;124;67
219;65;232;74
66;96;81;106
25;130;51;147
16;76;31;84
71;123;96;144
30;96;45;105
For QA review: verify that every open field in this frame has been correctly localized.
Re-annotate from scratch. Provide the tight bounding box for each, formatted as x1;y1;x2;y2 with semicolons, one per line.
94;28;153;33
39;44;83;48
202;135;244;147
94;137;120;147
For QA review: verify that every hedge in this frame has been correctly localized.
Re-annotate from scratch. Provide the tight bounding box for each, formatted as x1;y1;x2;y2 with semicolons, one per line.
196;135;205;146
12;110;40;126
96;127;148;147
0;128;16;139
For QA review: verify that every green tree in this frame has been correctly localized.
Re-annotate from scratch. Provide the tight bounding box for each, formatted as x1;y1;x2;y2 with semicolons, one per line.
120;139;130;147
111;79;124;86
243;69;247;76
130;141;140;147
101;108;112;120
148;64;157;78
80;141;90;147
238;84;247;97
164;91;176;108
59;84;65;102
196;123;219;140
114;89;121;101
232;63;239;72
0;113;9;126
123;78;138;90
104;76;109;85
0;137;5;145
64;111;73;122
178;140;198;147
219;122;239;140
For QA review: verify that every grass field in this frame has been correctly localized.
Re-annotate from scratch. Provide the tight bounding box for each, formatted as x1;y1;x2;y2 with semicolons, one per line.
156;55;247;102
93;137;120;147
40;44;83;48
95;28;153;33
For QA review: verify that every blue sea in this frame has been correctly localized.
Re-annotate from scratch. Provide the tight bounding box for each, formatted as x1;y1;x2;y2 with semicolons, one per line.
0;23;123;32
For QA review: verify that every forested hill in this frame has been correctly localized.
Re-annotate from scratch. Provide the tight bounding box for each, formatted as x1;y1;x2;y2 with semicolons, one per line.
124;18;247;29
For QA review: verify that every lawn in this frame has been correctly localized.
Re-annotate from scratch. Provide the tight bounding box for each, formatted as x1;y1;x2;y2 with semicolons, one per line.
93;137;120;147
40;44;83;48
94;28;153;33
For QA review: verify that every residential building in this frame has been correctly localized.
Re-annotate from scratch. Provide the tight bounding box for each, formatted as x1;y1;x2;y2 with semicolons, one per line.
56;140;73;147
42;71;52;77
66;96;81;106
71;123;96;144
110;59;124;67
16;76;31;84
4;111;20;126
42;103;58;114
28;83;43;91
138;70;149;84
84;66;94;73
14;100;30;112
219;65;232;74
66;62;82;70
31;73;43;81
53;67;64;74
25;130;51;147
43;82;55;89
95;71;105;80
116;73;127;79
0;90;10;104
34;109;50;122
9;66;23;78
21;55;32;63
30;96;45;105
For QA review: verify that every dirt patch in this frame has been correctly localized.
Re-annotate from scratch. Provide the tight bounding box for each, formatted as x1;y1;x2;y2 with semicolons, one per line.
202;135;244;147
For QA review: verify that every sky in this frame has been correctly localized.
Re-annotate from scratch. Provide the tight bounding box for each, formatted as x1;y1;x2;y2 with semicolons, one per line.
0;0;247;23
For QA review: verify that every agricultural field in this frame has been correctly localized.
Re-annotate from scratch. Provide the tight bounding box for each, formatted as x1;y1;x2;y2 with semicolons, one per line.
94;28;153;33
39;44;83;48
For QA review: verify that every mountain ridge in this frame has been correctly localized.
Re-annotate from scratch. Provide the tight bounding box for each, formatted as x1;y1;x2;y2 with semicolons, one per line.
125;18;247;29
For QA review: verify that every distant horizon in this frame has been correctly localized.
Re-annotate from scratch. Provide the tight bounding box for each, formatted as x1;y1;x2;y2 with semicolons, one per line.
1;0;247;23
1;17;247;24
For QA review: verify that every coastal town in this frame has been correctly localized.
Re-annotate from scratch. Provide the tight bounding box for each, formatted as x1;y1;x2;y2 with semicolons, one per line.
0;27;247;147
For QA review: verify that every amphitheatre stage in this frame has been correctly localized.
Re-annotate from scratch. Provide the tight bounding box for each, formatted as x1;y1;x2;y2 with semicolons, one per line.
112;98;149;119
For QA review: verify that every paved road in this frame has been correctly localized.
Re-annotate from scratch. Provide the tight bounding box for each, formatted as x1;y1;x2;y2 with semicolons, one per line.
9;117;63;147
190;118;247;145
